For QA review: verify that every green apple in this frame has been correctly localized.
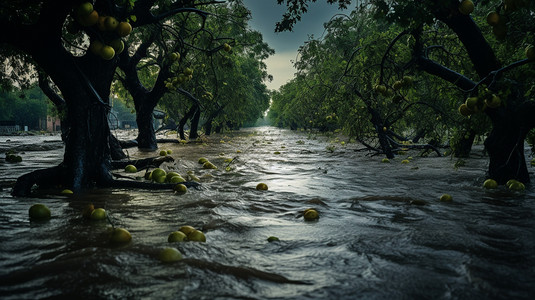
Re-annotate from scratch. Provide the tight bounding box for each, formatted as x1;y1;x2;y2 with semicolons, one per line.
170;176;186;183
159;247;182;263
506;179;519;188
159;150;167;156
125;164;137;173
29;204;51;220
90;208;107;220
166;172;181;182
104;16;119;31
187;230;206;242
154;175;166;183
304;209;319;221
100;45;115;60
509;181;525;191
465;97;479;111
173;184;187;194
179;225;196;235
439;194;453;202
110;227;132;244
109;39;124;55
75;2;93;17
61;189;74;195
116;21;132;37
483;179;498;189
458;0;474;15
256;183;268;191
152;168;166;181
267;236;280;242
168;231;187;242
202;161;217;169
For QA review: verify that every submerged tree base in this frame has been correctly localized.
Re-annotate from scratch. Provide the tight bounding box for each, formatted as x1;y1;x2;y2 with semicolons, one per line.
11;156;198;197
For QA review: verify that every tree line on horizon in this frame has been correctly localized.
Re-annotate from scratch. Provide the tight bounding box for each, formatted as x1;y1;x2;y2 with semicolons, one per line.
269;0;535;185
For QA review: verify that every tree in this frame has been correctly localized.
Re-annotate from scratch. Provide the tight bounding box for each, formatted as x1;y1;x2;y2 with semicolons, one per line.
274;0;535;184
0;0;219;195
158;1;273;138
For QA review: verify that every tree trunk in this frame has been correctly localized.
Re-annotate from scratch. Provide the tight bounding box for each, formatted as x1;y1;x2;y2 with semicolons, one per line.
204;118;214;136
485;123;528;184
178;104;198;139
135;103;158;150
452;129;476;158
189;106;201;139
432;8;532;182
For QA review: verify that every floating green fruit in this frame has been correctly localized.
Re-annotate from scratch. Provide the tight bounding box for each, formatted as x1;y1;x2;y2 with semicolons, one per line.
439;194;453;202
90;208;107;220
168;231;187;242
483;179;498;189
29;204;51;220
304;208;319;221
256;183;268;191
267;236;280;242
125;164;137;173
159;247;182;262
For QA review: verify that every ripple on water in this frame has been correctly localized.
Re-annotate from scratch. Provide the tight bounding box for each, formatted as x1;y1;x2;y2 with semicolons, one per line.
1;127;535;299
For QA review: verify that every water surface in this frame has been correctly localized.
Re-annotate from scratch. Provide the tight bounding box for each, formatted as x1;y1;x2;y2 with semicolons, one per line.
1;127;534;299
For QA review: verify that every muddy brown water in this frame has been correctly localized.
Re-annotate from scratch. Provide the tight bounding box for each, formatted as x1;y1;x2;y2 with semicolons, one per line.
1;127;534;299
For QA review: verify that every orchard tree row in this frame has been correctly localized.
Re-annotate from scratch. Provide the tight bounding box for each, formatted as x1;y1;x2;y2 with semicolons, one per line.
269;0;535;184
0;0;272;195
0;87;49;130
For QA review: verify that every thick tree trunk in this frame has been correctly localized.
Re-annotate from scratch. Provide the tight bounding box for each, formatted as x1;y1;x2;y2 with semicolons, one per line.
135;104;158;150
118;35;163;151
485;124;528;184
432;7;532;182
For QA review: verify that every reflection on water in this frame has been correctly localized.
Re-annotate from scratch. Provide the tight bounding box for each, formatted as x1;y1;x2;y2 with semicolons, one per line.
1;127;534;299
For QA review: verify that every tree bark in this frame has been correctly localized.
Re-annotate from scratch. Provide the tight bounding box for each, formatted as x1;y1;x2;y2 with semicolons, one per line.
118;33;167;151
135;102;158;150
178;104;198;139
428;6;532;182
189;106;201;139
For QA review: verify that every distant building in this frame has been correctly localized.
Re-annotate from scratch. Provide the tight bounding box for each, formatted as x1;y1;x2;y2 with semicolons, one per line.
0;120;20;133
46;116;61;132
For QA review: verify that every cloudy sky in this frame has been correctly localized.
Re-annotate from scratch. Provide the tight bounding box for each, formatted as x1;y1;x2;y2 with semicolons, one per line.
241;0;352;91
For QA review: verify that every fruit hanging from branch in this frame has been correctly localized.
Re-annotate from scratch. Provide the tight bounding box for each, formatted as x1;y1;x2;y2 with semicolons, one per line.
100;45;116;60
104;16;119;31
486;11;500;26
116;21;132;37
458;0;475;15
109;39;124;55
89;39;104;55
75;2;93;18
78;10;99;27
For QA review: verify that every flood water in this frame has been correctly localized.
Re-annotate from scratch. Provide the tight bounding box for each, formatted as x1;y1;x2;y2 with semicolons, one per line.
1;126;534;299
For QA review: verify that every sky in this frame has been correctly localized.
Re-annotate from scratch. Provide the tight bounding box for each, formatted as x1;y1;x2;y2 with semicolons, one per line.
241;0;352;91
